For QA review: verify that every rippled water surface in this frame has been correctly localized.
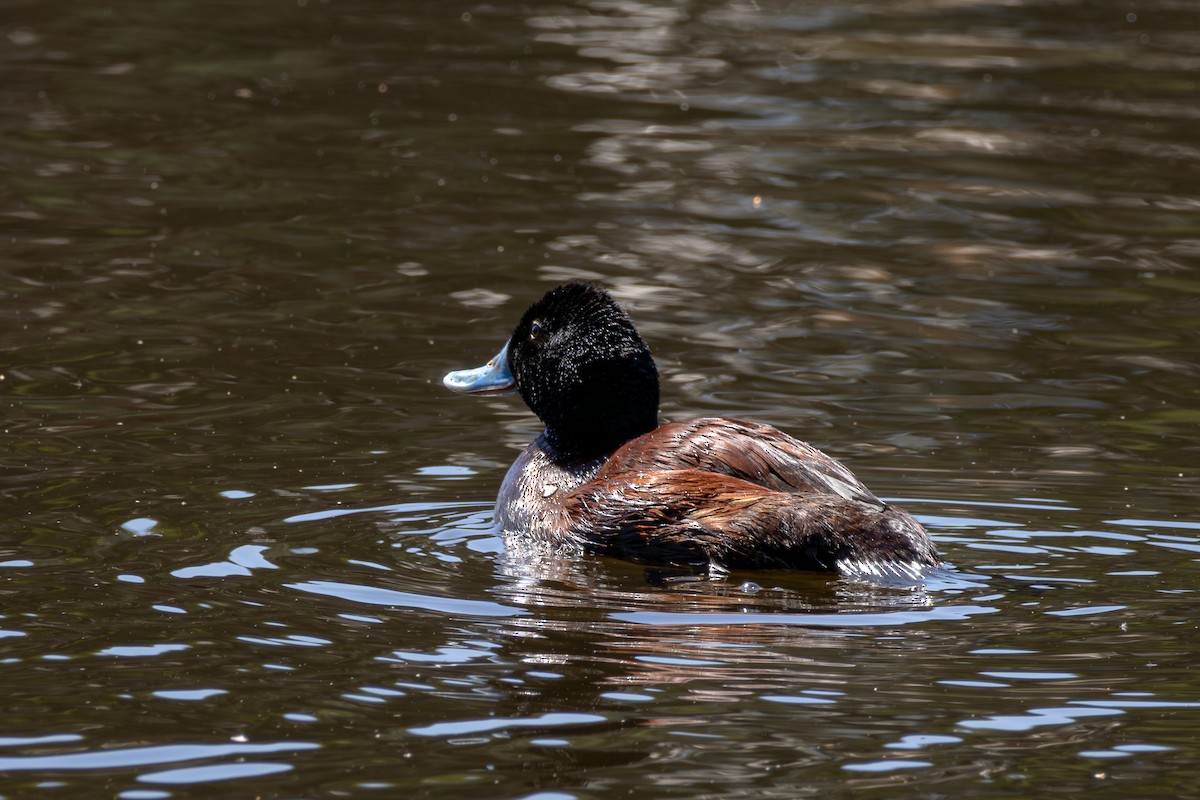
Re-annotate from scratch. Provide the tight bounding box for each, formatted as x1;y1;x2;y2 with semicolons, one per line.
2;0;1199;797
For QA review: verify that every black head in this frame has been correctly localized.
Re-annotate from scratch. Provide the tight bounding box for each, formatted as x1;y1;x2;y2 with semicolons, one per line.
508;281;659;461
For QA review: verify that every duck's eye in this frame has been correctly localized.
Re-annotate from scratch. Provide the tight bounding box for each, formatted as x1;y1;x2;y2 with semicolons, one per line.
529;319;544;341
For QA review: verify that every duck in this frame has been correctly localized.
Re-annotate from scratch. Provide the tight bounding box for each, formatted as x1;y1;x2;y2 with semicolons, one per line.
443;280;940;578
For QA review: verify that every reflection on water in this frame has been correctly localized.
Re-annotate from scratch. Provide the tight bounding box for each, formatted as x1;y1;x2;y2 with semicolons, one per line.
3;0;1200;796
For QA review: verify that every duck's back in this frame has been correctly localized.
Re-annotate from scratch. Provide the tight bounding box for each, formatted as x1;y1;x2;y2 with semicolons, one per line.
566;418;939;577
597;418;883;506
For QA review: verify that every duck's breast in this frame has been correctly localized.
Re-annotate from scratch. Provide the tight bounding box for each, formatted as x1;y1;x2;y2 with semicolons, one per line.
494;435;602;544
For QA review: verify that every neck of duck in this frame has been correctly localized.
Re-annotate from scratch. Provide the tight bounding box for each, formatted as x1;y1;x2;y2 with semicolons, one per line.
537;366;659;463
542;405;658;464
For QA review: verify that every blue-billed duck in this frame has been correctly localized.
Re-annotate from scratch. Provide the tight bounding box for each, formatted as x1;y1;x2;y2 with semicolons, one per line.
444;280;940;578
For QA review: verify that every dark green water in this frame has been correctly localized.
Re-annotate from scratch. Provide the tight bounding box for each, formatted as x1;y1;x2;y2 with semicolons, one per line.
2;0;1199;797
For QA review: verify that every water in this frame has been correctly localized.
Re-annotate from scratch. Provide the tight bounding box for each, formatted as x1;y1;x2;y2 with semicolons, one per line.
2;0;1199;796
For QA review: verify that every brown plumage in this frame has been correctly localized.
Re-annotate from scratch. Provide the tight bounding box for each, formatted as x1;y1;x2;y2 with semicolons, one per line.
564;420;937;575
595;418;884;505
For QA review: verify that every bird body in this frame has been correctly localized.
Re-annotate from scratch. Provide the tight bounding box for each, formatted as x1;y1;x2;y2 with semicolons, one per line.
444;281;939;578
